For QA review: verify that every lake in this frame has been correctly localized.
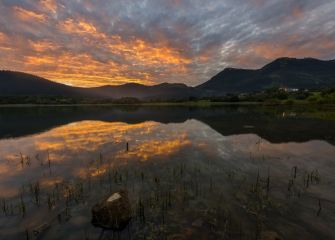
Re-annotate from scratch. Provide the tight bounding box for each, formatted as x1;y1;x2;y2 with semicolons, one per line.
0;105;334;239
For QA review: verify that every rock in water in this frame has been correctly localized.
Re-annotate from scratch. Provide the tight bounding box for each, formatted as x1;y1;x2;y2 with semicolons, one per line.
91;190;131;231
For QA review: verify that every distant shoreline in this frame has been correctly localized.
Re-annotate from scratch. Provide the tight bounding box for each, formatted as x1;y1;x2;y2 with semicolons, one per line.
0;102;259;107
0;101;334;108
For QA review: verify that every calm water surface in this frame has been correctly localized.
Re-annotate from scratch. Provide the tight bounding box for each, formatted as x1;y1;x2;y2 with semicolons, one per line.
0;106;334;239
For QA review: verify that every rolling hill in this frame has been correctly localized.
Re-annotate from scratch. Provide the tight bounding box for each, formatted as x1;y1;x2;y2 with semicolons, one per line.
0;71;80;96
0;71;198;100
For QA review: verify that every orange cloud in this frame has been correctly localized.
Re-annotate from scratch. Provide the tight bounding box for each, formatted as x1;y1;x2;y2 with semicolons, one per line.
29;40;59;52
131;39;190;65
40;0;57;14
23;52;155;86
1;11;193;86
58;18;106;39
14;17;192;86
59;18;190;65
25;55;55;65
13;6;46;22
108;38;191;66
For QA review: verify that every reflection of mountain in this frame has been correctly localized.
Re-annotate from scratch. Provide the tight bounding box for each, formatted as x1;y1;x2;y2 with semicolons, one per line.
0;106;334;144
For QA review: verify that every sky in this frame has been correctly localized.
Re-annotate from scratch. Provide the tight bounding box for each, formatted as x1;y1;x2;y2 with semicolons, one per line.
0;0;335;87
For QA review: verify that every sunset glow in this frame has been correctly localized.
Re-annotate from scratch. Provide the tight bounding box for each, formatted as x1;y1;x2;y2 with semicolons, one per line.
0;0;334;86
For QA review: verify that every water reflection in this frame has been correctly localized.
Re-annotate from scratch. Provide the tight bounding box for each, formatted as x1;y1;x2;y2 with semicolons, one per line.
0;106;334;239
1;106;334;144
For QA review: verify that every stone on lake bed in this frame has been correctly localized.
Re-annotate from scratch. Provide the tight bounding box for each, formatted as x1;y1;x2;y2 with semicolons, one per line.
91;190;131;231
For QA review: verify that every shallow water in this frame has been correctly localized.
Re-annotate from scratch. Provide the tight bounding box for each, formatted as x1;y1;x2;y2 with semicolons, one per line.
0;106;334;239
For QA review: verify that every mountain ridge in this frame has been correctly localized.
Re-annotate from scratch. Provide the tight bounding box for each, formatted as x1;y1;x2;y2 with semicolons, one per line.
0;70;197;100
197;57;335;95
1;57;335;99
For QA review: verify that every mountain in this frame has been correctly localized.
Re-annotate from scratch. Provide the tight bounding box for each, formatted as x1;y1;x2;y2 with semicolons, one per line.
88;82;197;100
0;71;198;100
1;58;335;100
0;71;81;96
197;58;335;95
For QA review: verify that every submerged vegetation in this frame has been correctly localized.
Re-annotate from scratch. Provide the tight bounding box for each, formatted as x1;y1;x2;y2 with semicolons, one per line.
0;142;334;239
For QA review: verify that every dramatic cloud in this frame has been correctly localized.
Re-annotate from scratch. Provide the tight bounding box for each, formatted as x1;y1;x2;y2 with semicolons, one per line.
0;0;334;87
